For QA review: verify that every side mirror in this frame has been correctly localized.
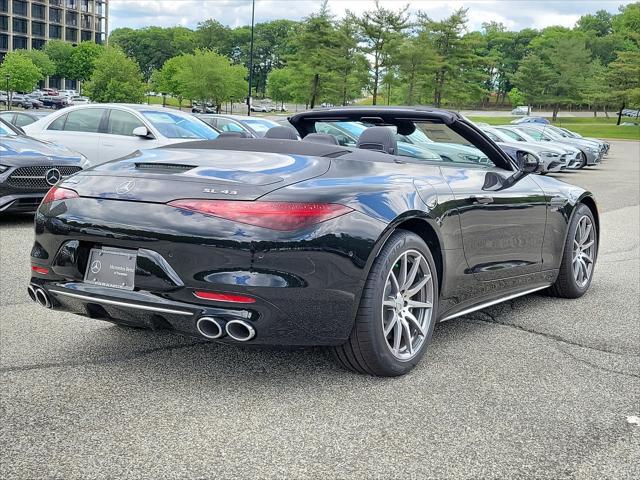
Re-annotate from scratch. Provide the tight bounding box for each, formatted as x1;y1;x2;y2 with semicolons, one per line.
517;151;542;173
132;126;153;139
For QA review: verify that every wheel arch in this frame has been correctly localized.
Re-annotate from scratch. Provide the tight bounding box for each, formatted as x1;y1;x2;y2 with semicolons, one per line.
578;194;600;245
367;214;445;295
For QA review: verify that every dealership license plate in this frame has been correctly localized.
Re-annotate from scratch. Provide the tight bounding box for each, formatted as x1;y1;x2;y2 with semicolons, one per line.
84;248;137;290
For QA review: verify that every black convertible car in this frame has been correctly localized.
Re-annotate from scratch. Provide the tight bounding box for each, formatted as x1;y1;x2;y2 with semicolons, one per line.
28;107;599;376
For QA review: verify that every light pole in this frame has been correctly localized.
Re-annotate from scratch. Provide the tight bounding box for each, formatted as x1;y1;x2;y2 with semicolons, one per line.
5;74;9;111
247;0;255;116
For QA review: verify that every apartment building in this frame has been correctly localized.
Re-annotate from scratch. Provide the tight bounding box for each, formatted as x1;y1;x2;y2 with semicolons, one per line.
0;0;108;88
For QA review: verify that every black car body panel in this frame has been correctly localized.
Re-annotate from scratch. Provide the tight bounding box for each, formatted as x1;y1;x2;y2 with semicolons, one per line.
29;107;597;346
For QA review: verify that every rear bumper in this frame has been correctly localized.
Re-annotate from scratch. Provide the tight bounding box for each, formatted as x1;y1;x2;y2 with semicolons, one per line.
30;198;385;346
30;274;359;346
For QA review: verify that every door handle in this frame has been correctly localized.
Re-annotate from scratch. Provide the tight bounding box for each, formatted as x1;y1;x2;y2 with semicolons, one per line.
471;194;494;204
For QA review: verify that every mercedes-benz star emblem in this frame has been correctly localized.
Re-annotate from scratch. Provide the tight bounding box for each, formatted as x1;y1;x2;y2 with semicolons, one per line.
45;168;61;186
90;260;102;274
116;180;136;195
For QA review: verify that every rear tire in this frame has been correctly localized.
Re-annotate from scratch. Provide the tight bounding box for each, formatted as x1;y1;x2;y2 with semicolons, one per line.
547;204;597;298
331;231;439;377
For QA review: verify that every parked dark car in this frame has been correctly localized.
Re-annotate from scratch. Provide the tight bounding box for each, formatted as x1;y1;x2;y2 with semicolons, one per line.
0;118;86;214
27;107;599;376
41;96;70;110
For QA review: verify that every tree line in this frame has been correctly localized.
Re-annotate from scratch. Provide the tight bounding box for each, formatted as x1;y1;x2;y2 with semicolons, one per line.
0;1;638;116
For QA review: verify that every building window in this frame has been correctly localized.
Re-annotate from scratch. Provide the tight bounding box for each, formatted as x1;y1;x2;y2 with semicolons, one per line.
66;0;77;9
0;15;7;31
66;11;78;26
49;24;62;39
12;0;28;16
50;0;63;6
12;17;27;34
81;14;93;29
65;27;77;43
0;0;7;14
31;3;46;20
32;38;46;50
50;8;63;24
32;21;46;37
81;29;93;41
12;35;27;49
96;2;105;17
81;0;92;13
0;34;8;50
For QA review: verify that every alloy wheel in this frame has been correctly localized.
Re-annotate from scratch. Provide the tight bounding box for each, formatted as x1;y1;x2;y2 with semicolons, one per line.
381;249;434;361
572;215;595;288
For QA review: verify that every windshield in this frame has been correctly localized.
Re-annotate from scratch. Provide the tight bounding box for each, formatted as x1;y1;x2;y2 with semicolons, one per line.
241;118;279;133
496;128;525;141
0;121;18;136
141;111;219;139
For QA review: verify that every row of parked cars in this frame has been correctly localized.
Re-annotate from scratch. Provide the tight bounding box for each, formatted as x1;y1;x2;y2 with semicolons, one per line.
0;89;90;110
0;103;609;215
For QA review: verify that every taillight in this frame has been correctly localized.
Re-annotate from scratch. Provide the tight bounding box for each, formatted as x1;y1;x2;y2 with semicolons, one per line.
168;200;352;231
42;187;79;204
31;266;49;275
193;291;256;303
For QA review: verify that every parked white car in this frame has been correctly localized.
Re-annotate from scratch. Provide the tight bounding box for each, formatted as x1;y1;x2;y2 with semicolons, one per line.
58;89;78;98
69;96;91;105
23;104;220;166
511;105;530;116
481;127;568;173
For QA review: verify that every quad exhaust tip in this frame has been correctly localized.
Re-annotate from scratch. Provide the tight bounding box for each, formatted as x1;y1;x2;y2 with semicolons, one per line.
196;317;225;339
29;284;52;308
225;320;256;342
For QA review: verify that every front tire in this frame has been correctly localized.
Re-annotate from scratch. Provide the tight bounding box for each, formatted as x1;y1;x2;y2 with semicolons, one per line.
332;231;439;376
547;204;597;298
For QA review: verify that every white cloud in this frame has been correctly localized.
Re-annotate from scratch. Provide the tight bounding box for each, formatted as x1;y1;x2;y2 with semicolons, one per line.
108;0;634;32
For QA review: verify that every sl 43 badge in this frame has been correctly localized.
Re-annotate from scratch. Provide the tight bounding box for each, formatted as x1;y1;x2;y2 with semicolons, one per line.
203;188;238;195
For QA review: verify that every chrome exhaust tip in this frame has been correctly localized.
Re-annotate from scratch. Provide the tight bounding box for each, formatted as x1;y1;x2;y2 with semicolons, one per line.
34;287;52;308
196;317;225;339
27;284;37;303
225;320;256;342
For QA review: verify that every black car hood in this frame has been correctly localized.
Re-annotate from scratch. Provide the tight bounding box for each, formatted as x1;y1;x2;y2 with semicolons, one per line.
0;135;83;166
63;147;332;202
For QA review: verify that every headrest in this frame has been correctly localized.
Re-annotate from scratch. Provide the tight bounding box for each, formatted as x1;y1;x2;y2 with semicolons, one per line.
218;131;249;138
355;126;397;155
264;126;299;140
303;133;339;145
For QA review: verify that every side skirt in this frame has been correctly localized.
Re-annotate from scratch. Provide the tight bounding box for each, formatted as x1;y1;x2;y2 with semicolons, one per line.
438;284;551;323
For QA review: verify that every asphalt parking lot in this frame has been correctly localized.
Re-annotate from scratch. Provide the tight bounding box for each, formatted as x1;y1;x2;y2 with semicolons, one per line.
1;141;638;479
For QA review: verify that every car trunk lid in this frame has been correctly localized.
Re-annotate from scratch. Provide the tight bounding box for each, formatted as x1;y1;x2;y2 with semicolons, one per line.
64;148;331;202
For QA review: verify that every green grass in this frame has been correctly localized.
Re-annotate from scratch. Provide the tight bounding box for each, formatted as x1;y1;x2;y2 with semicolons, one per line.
467;115;639;140
146;96;189;108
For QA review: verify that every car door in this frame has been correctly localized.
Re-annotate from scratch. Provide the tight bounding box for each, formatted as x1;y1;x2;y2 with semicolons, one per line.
436;144;547;281
99;109;159;164
39;107;107;164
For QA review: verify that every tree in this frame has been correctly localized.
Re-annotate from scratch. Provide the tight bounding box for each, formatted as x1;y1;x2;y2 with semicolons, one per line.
507;87;525;107
287;3;343;108
0;52;43;102
511;54;555;108
576;10;613;36
44;40;74;79
173;50;247;112
109;26;195;80
13;49;56;78
267;67;294;107
83;47;147;103
353;1;409;105
69;41;104;89
417;8;469;107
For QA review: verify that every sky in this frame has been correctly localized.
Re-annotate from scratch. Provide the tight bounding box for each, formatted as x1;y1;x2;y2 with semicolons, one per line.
108;0;635;33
